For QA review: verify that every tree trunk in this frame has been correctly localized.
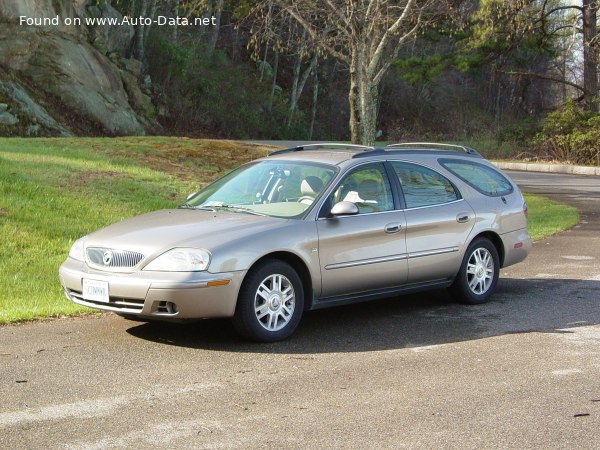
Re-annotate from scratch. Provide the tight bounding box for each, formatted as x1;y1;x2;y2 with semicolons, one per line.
287;52;318;128
171;0;180;41
144;0;158;43
207;0;224;55
268;50;279;112
259;44;269;82
287;51;302;128
349;46;378;145
309;68;319;140
131;0;149;61
198;0;213;39
582;0;598;111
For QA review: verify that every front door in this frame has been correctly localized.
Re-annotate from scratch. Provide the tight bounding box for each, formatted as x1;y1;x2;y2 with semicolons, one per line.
316;163;408;298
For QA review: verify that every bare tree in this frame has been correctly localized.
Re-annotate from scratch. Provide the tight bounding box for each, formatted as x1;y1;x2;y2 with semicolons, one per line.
251;0;440;144
308;64;319;139
492;0;599;111
207;0;225;55
287;31;319;128
582;0;598;111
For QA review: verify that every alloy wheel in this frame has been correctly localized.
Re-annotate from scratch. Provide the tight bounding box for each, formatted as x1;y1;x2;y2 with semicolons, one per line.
254;274;296;331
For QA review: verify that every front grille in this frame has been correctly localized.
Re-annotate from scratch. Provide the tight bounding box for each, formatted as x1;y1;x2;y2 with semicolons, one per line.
67;289;145;311
86;247;144;269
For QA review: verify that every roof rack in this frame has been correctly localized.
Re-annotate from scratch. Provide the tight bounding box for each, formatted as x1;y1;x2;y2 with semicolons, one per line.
268;142;374;156
385;142;480;155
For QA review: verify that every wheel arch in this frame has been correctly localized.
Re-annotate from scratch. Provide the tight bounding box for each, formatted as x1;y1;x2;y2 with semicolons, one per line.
469;230;505;267
245;251;315;311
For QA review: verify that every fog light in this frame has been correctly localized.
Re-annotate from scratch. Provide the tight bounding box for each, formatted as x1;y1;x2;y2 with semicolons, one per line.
157;301;178;314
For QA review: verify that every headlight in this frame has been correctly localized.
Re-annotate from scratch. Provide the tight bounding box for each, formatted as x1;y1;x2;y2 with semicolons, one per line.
69;237;86;261
143;248;211;272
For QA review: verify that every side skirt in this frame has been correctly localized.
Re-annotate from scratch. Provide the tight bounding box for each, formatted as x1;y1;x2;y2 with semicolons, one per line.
309;278;454;311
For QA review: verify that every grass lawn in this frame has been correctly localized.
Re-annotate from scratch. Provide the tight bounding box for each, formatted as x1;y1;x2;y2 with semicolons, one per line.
0;137;579;324
523;194;579;240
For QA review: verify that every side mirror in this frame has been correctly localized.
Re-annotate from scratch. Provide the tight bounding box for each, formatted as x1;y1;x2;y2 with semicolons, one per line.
186;192;197;201
329;201;359;217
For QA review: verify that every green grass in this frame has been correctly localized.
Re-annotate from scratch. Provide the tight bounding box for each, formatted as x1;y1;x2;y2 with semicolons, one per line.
524;193;579;240
0;137;579;324
0;137;272;324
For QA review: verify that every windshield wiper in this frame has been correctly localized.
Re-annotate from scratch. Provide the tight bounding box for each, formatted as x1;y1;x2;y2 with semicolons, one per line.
215;204;266;216
178;203;216;212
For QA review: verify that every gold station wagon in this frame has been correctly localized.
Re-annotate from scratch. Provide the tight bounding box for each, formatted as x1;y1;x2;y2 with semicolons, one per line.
60;143;531;341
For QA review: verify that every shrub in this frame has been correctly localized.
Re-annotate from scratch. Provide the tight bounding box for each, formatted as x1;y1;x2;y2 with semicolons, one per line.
532;101;600;165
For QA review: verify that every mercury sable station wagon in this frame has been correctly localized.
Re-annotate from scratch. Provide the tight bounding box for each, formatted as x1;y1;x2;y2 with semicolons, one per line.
59;143;531;341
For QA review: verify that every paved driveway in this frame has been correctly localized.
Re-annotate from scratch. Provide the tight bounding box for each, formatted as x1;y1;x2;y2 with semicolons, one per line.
0;171;599;449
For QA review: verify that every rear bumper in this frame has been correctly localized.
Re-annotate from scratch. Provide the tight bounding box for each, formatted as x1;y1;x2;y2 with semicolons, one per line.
59;257;245;320
500;228;532;267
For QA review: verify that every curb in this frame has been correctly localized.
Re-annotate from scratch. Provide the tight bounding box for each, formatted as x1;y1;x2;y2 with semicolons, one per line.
493;161;600;176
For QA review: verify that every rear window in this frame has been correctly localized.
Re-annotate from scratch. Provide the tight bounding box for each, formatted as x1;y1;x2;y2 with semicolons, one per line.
440;159;513;197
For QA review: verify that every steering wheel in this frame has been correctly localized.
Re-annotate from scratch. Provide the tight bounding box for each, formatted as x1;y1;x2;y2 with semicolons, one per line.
297;196;315;205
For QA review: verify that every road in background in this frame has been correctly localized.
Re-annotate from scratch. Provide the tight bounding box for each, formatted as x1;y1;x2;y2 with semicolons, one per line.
1;170;599;449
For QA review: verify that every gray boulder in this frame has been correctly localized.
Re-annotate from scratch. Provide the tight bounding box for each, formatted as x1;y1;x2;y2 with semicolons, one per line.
0;0;155;136
1;82;72;136
86;3;134;57
0;111;19;125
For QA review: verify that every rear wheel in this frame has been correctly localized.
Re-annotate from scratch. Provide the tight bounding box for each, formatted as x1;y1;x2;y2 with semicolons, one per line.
233;260;304;342
449;238;500;305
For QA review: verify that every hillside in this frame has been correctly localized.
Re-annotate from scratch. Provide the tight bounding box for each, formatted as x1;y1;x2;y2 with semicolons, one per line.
0;1;156;137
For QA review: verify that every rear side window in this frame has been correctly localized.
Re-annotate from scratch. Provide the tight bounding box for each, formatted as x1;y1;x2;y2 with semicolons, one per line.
440;159;513;197
391;162;460;209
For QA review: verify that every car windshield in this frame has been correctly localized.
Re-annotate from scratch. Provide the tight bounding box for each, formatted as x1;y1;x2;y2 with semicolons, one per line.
182;160;337;219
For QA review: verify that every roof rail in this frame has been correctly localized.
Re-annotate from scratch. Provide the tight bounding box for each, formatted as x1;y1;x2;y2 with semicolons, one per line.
385;142;480;155
268;142;374;156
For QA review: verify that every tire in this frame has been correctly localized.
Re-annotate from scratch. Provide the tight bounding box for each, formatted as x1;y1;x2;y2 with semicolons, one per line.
449;238;500;305
233;260;304;342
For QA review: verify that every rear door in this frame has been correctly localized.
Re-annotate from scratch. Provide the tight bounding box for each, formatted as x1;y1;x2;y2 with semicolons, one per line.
316;162;408;298
389;161;475;284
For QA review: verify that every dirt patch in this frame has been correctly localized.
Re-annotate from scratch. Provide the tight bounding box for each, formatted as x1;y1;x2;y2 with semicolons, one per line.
103;138;275;183
0;208;9;217
60;171;123;189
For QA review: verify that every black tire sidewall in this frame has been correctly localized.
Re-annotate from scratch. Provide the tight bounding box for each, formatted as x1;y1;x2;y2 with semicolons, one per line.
452;238;500;305
233;260;304;342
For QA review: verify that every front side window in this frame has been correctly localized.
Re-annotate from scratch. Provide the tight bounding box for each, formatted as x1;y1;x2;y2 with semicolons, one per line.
327;163;394;214
183;161;336;218
391;161;460;209
440;159;513;197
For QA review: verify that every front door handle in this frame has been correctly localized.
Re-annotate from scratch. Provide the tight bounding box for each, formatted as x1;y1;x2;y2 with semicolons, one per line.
385;223;401;233
456;213;470;223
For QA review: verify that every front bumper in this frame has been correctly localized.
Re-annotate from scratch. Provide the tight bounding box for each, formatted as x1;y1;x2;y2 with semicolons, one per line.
59;257;245;320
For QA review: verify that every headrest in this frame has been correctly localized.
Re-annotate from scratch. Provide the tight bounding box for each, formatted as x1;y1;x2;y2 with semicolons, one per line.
357;179;382;198
301;176;324;197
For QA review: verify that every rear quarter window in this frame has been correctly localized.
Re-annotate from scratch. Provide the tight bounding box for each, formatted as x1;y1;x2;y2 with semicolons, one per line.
439;159;513;197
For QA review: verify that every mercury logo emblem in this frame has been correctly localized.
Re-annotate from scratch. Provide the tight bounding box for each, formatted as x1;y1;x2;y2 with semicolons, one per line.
102;250;113;266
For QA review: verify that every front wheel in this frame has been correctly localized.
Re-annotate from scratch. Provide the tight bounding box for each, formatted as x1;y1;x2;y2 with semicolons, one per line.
233;260;304;342
449;238;500;305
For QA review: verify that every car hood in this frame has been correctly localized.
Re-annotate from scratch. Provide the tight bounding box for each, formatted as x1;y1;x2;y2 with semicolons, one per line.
84;209;286;255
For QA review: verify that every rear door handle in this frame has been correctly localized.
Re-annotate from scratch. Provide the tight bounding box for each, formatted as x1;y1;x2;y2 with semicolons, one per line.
385;223;401;233
456;213;470;223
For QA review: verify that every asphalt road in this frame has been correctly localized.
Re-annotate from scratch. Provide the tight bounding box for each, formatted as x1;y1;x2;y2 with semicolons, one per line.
1;171;599;449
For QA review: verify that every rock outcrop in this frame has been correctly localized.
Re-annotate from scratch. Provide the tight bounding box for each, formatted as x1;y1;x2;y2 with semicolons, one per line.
0;0;156;136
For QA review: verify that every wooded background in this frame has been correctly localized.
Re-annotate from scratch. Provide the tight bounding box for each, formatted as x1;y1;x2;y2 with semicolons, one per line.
0;1;598;163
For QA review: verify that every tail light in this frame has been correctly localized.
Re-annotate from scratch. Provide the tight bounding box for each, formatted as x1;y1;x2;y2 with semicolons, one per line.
523;202;528;219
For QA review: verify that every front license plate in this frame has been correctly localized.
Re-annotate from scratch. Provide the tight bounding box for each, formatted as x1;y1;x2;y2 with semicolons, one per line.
82;279;109;303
